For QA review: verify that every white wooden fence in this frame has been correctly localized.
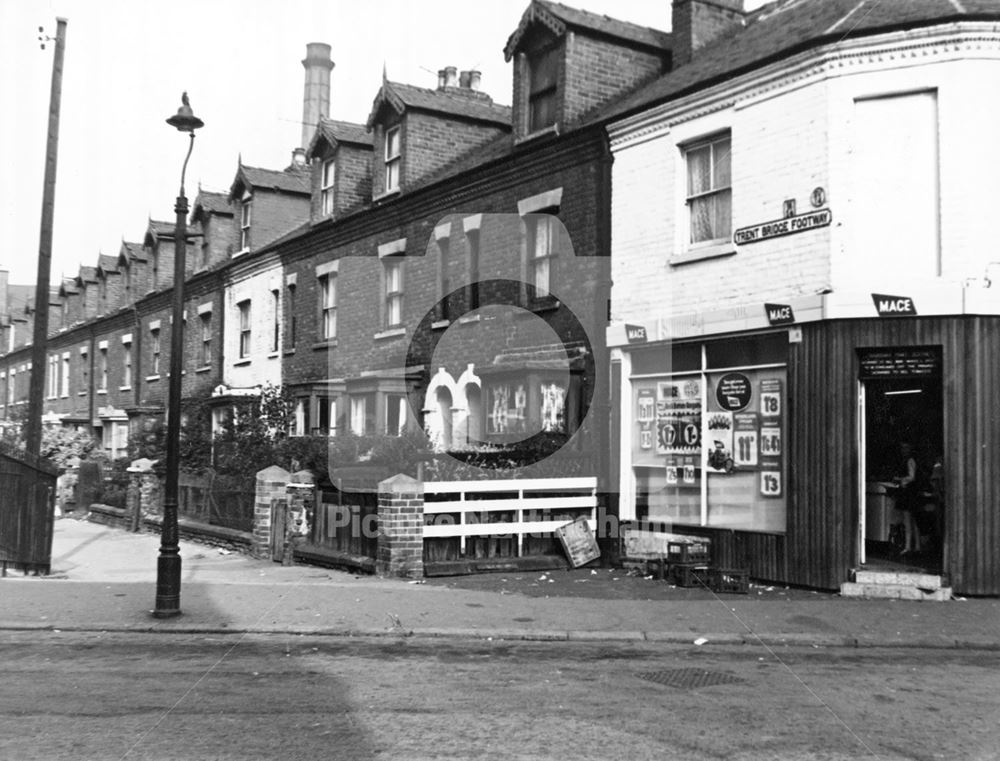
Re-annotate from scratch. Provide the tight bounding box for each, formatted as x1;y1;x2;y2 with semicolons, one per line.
422;477;597;556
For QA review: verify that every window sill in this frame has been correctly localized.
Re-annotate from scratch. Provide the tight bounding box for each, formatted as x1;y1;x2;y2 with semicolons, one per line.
515;124;559;146
119;386;131;392
195;366;211;374
458;314;481;325
312;339;337;351
372;187;401;202
374;327;406;341
96;390;107;396
267;351;280;359
233;359;252;367
78;391;88;396
431;319;450;331
520;298;560;315
669;242;736;266
283;348;297;356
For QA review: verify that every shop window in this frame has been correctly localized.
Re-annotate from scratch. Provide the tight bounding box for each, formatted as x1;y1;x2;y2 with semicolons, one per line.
685;132;731;246
630;334;787;534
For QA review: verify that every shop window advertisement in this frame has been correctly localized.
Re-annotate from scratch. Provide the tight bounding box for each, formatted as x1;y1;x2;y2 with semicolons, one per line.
704;368;786;532
630;347;786;534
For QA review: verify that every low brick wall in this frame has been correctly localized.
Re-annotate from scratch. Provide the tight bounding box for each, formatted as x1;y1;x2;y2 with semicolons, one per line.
87;505;253;553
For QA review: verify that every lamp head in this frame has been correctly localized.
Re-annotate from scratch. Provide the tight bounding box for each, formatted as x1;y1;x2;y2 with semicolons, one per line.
166;92;204;133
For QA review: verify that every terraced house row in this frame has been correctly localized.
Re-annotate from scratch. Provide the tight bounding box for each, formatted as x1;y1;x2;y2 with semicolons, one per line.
4;0;1000;594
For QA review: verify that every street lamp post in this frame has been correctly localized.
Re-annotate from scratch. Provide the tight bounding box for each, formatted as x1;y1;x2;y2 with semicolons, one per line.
154;93;203;618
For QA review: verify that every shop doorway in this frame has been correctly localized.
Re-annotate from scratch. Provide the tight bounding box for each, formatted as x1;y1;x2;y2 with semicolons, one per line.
858;348;944;572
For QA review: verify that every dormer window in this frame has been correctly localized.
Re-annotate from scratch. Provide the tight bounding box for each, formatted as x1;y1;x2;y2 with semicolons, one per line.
320;159;335;216
384;126;401;193
240;194;252;251
528;46;559;133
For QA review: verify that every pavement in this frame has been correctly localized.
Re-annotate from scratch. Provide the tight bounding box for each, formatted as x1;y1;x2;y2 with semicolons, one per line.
1;516;998;649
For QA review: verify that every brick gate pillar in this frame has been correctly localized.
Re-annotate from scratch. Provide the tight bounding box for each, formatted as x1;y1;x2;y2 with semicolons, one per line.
254;466;290;560
376;473;424;579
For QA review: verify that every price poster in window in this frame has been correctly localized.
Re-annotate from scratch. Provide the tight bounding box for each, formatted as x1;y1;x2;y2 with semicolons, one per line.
733;413;759;467
656;380;701;456
637;389;655;423
760;378;782;418
758;377;783;497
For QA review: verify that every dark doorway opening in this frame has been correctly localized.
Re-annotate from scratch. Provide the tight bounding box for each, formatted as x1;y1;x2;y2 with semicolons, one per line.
862;374;944;573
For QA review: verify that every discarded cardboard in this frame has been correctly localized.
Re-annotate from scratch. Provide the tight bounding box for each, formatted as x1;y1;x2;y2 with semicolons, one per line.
555;517;601;568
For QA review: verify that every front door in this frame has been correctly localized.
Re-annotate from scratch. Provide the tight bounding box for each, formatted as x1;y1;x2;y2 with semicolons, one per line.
858;347;944;572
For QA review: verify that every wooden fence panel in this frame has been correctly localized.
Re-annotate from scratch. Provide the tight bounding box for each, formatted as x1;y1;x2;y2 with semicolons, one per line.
0;443;57;574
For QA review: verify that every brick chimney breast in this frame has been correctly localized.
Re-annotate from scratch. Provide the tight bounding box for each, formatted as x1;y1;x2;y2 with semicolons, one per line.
671;0;745;68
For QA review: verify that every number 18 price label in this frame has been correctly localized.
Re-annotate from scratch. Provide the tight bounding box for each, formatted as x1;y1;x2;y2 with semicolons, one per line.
761;391;781;417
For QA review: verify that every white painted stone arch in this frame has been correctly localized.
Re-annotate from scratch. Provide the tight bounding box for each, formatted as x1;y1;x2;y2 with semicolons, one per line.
423;367;458;452
453;364;482;449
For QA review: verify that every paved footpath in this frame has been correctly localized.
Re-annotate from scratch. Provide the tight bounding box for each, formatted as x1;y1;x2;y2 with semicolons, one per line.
1;518;997;649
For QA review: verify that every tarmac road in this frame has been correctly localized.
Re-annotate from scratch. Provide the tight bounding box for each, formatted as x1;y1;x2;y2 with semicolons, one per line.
1;631;997;761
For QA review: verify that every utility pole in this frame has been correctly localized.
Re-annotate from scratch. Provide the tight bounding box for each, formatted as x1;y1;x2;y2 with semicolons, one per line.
26;18;68;457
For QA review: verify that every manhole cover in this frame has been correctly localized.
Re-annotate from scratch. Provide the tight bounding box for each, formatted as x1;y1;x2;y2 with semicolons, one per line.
637;668;745;689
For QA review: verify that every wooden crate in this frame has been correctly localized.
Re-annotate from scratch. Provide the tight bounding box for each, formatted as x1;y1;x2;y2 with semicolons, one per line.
671;563;712;588
710;567;750;595
666;541;711;565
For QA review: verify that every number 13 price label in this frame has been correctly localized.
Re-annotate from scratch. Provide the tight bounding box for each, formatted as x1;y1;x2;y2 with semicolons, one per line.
760;470;782;497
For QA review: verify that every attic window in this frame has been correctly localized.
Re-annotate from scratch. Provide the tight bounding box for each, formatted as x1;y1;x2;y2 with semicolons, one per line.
321;159;335;216
528;46;559;133
240;194;252;251
384;126;401;193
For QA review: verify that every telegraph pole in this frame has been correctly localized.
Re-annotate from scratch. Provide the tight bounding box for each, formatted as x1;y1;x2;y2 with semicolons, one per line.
26;18;68;457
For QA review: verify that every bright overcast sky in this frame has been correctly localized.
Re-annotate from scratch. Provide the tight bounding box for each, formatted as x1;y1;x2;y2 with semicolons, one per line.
0;0;766;286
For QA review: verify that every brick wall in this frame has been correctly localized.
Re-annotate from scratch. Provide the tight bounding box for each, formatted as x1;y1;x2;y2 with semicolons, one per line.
402;112;509;191
246;188;311;252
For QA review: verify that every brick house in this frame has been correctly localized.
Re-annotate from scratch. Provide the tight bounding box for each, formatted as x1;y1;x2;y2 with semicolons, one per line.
606;0;1000;594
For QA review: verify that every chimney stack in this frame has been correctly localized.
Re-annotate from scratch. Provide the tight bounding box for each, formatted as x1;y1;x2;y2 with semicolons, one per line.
301;42;334;151
671;0;745;68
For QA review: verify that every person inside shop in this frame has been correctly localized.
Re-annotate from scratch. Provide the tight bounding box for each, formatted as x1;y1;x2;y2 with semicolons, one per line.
892;441;921;555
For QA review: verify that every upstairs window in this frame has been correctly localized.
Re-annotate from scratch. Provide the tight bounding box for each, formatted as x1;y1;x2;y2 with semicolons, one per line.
150;329;161;375
240;196;252;251
528;46;559;133
383;257;403;328
238;300;252;358
122;342;132;388
287;283;297;349
320;159;336;216
271;289;280;353
384;126;401;193
685;133;732;246
320;273;337;340
527;215;556;298
61;353;70;397
99;347;108;391
200;313;212;366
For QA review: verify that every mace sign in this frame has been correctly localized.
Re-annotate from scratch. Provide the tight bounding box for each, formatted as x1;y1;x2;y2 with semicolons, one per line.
871;293;917;316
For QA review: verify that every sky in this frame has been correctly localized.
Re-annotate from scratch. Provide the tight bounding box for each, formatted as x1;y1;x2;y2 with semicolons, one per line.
0;0;766;287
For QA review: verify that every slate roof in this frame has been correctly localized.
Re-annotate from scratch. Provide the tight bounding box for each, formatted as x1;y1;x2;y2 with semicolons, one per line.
118;241;146;264
97;254;119;275
306;118;374;161
600;0;1000;123
231;164;310;198
58;278;78;297
504;0;671;60
75;266;98;285
7;284;35;314
367;81;512;129
147;219;176;239
192;190;234;217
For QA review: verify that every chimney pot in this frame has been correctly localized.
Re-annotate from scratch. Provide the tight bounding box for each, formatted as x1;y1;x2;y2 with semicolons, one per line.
292;148;306;167
459;70;471;88
437;69;447;89
444;66;458;88
468;70;481;91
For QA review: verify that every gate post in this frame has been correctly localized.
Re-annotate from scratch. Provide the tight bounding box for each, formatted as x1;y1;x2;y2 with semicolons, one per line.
254;466;289;560
283;470;316;566
376;473;424;579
